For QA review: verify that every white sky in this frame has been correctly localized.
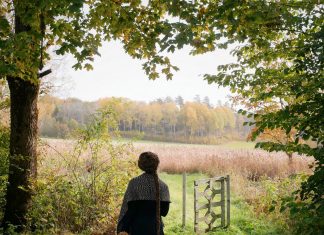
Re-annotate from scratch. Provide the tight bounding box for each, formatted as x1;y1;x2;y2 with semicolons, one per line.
56;41;236;106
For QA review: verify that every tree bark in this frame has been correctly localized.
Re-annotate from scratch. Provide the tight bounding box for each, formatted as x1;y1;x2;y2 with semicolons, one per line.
3;78;39;231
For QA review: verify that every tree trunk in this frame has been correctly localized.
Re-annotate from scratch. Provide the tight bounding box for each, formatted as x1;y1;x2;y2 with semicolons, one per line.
3;78;39;231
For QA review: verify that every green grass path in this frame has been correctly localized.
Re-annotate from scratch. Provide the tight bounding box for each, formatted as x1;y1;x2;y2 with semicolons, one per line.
160;173;287;235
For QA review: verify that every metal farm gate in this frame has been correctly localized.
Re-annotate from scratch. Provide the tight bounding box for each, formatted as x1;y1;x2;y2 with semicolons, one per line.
194;175;230;233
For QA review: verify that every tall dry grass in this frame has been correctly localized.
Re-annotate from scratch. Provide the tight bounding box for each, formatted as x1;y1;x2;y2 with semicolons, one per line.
44;139;313;181
43;139;314;213
135;143;312;179
135;142;313;211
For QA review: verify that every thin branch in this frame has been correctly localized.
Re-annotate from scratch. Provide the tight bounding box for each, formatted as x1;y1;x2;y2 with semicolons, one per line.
38;69;52;78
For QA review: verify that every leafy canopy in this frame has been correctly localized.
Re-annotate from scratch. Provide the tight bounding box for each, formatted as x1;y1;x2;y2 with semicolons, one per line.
199;0;323;207
0;0;205;81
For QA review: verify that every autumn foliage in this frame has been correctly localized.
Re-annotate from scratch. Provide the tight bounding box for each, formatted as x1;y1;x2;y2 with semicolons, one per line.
38;95;251;144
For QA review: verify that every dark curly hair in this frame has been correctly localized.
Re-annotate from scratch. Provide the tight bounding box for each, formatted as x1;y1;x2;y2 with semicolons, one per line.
138;152;160;235
138;151;159;173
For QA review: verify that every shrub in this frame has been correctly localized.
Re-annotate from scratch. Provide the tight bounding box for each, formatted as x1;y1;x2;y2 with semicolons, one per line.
242;173;324;235
281;191;324;235
28;109;139;234
0;126;9;221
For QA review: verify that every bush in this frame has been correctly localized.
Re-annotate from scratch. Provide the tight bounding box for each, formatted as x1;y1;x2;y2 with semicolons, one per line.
281;192;324;235
28;109;139;233
243;173;323;235
0;126;9;221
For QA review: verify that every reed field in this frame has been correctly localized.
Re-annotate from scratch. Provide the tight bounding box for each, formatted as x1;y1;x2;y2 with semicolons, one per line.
135;141;313;215
44;138;312;180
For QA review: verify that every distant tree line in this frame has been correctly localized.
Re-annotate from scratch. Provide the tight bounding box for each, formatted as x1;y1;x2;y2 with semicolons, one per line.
38;95;251;144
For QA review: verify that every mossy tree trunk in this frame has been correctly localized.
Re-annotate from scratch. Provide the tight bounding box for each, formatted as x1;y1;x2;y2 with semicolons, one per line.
2;12;39;232
3;78;39;232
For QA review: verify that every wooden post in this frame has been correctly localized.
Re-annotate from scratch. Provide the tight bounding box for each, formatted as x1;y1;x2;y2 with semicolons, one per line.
194;180;198;233
182;172;186;228
220;179;225;227
226;175;230;227
208;179;212;231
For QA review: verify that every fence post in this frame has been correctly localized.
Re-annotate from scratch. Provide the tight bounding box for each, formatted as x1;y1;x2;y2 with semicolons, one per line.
194;180;198;233
182;172;186;228
226;175;230;227
220;178;225;227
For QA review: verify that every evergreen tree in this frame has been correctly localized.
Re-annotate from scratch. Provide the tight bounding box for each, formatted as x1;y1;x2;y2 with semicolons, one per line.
175;96;184;107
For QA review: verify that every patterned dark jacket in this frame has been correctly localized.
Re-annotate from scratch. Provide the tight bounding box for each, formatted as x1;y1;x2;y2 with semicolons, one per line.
117;173;171;235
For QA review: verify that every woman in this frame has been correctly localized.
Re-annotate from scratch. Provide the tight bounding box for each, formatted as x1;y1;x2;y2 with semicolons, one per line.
117;152;170;235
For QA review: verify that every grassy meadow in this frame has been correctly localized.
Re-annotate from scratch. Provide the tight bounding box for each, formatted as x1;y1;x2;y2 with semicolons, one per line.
160;173;289;235
37;138;313;234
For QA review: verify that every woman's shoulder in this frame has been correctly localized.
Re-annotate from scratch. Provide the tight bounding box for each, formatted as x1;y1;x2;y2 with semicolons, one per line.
159;178;170;202
128;174;143;184
129;174;168;188
129;173;150;184
159;178;169;190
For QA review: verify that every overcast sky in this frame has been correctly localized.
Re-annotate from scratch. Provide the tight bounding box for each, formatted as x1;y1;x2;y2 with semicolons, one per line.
56;40;236;106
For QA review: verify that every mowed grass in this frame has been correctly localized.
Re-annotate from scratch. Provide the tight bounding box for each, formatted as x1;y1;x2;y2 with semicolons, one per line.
160;173;289;235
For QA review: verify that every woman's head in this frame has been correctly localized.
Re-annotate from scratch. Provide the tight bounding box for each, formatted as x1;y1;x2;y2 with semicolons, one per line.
138;151;159;174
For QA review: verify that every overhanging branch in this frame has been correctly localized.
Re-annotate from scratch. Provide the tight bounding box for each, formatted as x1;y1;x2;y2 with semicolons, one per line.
38;69;52;78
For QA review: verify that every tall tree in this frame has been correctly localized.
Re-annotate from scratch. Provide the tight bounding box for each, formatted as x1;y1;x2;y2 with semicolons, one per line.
203;96;212;108
232;94;297;164
164;96;174;103
193;94;201;103
175;95;184;107
199;1;323;215
0;0;201;231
